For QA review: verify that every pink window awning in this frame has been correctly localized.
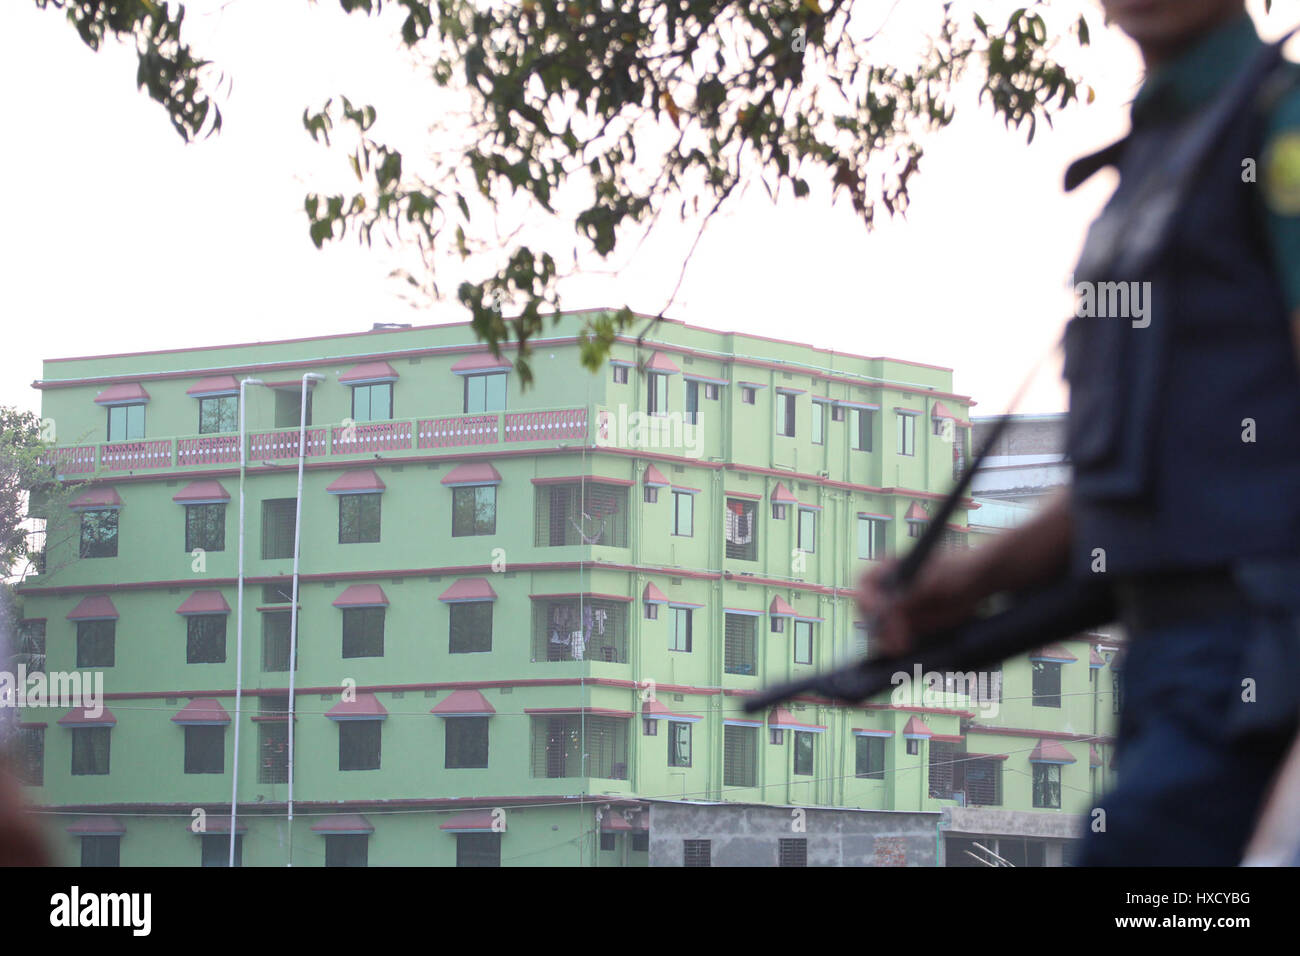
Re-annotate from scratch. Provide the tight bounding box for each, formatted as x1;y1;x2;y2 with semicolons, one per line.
1029;643;1078;663
67;816;126;835
439;810;506;832
441;462;501;487
451;352;512;375
438;578;498;603
1030;739;1077;764
176;590;231;616
326;469;386;495
93;383;150;406
430;690;496;717
171;699;231;725
325;693;387;721
310;814;374;834
172;480;230;504
642;699;700;723
643;464;669;488
902;716;933;739
338;361;399;385
644;352;681;374
769;596;797;618
186;375;240;397
58;706;116;727
904;501;929;522
770;482;798;504
332;584;389;608
69;487;122;511
769;707;827;733
643;582;669;605
67;595;118;621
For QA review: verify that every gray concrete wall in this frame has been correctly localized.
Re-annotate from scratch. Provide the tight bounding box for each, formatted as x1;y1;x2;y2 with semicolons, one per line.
647;801;941;867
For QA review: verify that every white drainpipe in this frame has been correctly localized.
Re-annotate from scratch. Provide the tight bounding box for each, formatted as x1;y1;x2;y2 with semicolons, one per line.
286;373;323;865
230;377;264;867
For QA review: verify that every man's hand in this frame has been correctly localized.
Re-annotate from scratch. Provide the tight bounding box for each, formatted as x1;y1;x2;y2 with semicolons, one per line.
856;552;988;659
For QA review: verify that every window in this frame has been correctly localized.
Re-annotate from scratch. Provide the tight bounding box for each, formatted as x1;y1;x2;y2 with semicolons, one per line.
186;615;227;664
17;727;43;786
797;508;816;552
644;601;659;620
965;757;1003;807
452;485;496;536
908;521;927;539
198;396;238;435
531;715;628;779
831;404;846;422
673;491;693;536
855;736;885;779
779;838;807;867
338;494;381;544
445;717;489;769
449;602;493;654
631;832;649;852
600;832;617;852
457;832;501;867
342;607;385;658
612;364;629;384
79;510;118;559
261;499;297;559
18;621;45;676
533;599;627;662
184;725;224;774
535;483;628;548
258;721;290;784
897;412;916;456
669;607;693;652
201;834;242;867
71;727;111;775
741;387;756;405
106;403;145;441
793;620;813;664
724;614;756;675
325;834;368;867
857;517;884;560
776;392;796;437
906;738;920;756
852;408;873;451
185;504;226;552
811;401;824;444
338;721;381;771
351;382;393;422
464;372;507;413
772;502;788;520
643;718;658;736
80;836;120;867
683;839;711;867
261;612;297;672
771;616;786;634
1032;661;1062;708
685;380;699;425
723;725;757;787
704;383;719;400
644;486;658;504
1033;764;1062;809
724;499;757;560
76;621;115;668
647;372;668;416
263;583;295;604
273;389;312;428
794;731;814;775
770;728;784;745
668;722;692;767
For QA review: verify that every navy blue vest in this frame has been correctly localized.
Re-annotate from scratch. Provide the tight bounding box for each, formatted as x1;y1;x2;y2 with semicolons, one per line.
1063;38;1300;577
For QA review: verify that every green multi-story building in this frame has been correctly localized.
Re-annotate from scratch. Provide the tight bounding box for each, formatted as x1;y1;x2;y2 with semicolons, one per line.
12;310;1116;866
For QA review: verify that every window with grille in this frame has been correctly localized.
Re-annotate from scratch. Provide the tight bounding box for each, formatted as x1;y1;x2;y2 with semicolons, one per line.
929;741;957;797
965;757;1002;806
187;615;227;664
668;722;692;767
325;834;368;867
683;840;711;867
798;509;816;552
600;832;617;852
672;491;694;536
724;614;756;675
81;835;120;867
261;499;297;559
184;725;224;774
79;510;118;559
794;731;814;775
339;721;381;771
532;599;627;662
445;717;489;768
938;528;967;554
1032;661;1062;708
185;504;226;552
201;834;242;867
857;517;884;560
776;392;796;436
530;716;627;779
779;838;807;867
76;620;115;668
342;607;385;658
464;373;507;413
897;413;916;456
457;832;501;866
793;620;813;665
669;607;692;652
631;832;649;852
855;736;885;779
25;518;46;574
724;499;757;560
449;601;492;654
1033;764;1062;808
852;408;873;451
17;726;43;786
535;483;628;547
452;485;497;536
261;611;297;672
258;704;290;784
106;403;145;441
71;727;110;775
351;382;393;422
338;494;381;544
198;396;238;434
723;725;757;787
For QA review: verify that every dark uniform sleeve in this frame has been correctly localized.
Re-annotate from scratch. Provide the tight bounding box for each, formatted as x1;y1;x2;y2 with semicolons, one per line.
1262;84;1300;313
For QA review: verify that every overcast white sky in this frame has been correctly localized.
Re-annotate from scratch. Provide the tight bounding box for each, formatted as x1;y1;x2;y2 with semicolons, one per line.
1;1;1292;420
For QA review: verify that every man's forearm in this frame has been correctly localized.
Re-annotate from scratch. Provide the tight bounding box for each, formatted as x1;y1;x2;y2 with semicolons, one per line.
969;487;1073;597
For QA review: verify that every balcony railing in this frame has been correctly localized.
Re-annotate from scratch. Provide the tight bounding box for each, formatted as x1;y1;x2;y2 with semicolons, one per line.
42;406;590;478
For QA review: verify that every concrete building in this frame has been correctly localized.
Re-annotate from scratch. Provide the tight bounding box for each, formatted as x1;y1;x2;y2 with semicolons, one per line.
12;312;1115;866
